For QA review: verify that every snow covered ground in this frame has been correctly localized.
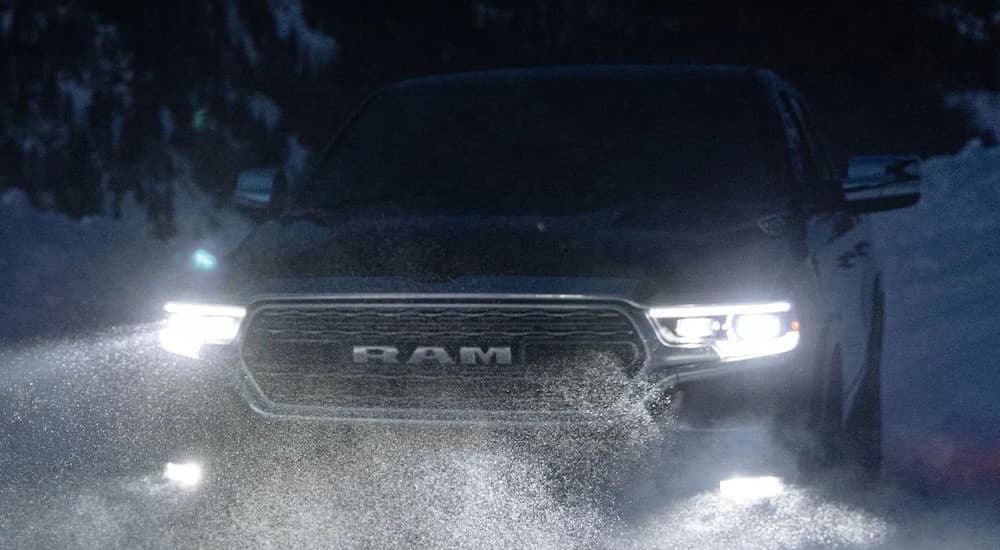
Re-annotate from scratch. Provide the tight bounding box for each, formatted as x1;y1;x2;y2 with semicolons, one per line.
3;325;998;549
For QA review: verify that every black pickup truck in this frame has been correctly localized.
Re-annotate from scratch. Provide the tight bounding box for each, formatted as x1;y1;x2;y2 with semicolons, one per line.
160;65;920;473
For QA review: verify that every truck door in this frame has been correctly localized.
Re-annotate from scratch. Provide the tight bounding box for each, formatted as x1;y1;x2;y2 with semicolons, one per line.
779;91;872;423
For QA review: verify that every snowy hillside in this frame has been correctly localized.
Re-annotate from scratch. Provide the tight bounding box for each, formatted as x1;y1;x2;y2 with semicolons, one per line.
871;141;1000;485
0;174;252;338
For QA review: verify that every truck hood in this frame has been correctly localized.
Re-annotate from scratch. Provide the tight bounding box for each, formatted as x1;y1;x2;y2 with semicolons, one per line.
217;214;802;306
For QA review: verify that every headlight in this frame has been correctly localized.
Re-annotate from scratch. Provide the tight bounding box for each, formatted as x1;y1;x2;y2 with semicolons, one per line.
159;302;246;359
648;302;799;361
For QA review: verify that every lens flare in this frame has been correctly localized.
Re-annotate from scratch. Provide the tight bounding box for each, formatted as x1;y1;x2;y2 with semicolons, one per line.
191;248;218;271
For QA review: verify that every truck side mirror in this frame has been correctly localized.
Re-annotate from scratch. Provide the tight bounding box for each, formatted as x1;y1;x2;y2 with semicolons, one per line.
842;155;921;214
233;168;288;215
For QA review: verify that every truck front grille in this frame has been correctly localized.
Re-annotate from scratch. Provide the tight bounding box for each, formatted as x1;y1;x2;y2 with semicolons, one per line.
240;303;646;412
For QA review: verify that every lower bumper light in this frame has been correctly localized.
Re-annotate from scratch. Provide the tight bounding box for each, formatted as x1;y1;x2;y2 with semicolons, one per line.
719;475;785;502
162;461;203;488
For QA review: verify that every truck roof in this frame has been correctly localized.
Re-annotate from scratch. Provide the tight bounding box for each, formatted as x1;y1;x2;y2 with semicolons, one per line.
390;64;768;91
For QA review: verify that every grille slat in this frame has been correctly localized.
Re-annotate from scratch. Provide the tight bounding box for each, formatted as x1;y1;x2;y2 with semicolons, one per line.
241;304;645;412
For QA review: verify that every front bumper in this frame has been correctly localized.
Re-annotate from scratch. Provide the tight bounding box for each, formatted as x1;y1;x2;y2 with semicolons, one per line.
212;350;805;428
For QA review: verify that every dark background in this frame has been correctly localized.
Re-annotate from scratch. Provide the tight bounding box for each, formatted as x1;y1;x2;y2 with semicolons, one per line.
2;0;997;237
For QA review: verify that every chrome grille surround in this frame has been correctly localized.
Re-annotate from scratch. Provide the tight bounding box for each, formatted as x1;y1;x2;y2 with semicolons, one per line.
239;299;650;422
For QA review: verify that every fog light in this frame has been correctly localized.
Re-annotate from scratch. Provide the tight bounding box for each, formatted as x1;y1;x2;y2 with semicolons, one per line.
719;475;784;502
163;462;203;488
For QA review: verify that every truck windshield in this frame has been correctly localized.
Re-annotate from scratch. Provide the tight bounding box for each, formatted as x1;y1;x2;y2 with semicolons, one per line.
299;70;788;222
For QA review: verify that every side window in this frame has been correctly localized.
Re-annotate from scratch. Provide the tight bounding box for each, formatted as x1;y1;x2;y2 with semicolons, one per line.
780;92;840;207
779;92;820;185
789;95;834;182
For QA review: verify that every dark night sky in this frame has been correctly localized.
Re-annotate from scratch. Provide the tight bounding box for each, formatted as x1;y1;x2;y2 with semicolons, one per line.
290;1;994;157
98;0;995;154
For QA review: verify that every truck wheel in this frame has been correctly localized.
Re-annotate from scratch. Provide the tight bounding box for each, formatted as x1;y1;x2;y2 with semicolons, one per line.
803;295;884;483
843;353;882;480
